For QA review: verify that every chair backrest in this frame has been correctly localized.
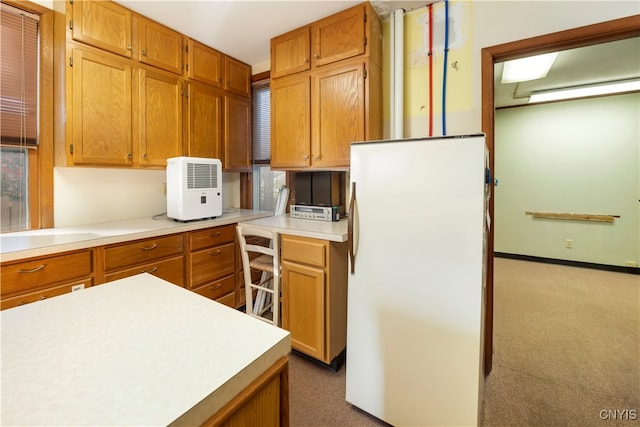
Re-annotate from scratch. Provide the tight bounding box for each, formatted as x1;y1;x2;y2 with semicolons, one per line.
236;224;280;279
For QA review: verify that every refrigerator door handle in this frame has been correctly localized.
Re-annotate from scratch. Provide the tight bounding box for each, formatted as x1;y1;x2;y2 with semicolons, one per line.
348;182;358;273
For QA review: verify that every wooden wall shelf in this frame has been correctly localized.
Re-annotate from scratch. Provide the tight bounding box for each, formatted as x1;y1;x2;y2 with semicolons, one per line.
525;211;620;223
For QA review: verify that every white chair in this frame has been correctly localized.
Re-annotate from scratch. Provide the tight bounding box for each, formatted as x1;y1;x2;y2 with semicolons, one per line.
236;224;281;327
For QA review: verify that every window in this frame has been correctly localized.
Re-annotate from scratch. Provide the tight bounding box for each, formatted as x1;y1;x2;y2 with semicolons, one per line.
251;78;286;212
0;2;46;232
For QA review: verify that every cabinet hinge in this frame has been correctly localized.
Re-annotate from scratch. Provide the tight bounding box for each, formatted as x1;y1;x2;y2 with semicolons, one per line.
69;0;73;4
364;13;367;23
185;45;189;53
69;56;73;67
363;65;367;79
69;19;73;30
364;36;368;47
186;64;189;72
69;144;74;154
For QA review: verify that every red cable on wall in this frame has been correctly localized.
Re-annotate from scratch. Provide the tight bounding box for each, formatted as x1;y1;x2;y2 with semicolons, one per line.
428;3;433;136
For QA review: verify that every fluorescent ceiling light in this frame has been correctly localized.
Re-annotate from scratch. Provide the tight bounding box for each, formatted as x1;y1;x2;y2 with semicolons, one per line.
501;52;558;84
529;79;640;103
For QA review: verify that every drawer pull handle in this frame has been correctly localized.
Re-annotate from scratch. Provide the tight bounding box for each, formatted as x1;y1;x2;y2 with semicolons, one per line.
40;296;47;300
209;231;221;237
140;244;158;251
18;264;46;273
210;283;222;290
143;266;158;274
210;250;222;256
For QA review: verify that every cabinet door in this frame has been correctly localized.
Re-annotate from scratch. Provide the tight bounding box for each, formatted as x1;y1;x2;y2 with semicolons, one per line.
71;48;132;165
138;17;183;74
270;74;311;168
311;4;365;67
311;59;364;168
71;0;132;58
137;68;183;166
224;95;251;172
271;26;311;79
187;39;223;88
225;56;251;98
282;261;325;360
186;82;222;159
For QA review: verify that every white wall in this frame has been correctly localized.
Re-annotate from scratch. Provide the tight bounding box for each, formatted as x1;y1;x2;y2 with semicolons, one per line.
494;93;639;267
395;1;639;138
54;168;240;227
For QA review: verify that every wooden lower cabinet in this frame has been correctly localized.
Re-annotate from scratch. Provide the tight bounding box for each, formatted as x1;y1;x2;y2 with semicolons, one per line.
101;234;184;287
202;356;289;427
0;249;95;310
1;278;93;310
1;223;252;311
104;255;184;285
188;224;238;307
281;235;347;366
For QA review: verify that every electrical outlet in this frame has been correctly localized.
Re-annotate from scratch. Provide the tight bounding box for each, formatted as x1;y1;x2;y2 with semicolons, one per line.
565;239;573;249
71;284;85;292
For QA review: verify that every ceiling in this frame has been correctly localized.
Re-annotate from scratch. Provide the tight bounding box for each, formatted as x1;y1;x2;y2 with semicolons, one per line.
114;1;639;107
114;1;428;69
495;37;640;108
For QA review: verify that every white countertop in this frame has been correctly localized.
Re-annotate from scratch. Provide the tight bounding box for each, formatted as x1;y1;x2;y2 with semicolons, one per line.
1;273;290;426
0;209;272;262
243;214;348;242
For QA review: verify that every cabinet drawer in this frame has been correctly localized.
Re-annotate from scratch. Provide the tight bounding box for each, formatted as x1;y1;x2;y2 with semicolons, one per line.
190;225;236;251
192;275;235;301
190;242;235;287
1;278;93;311
104;255;184;286
216;291;236;308
1;251;93;297
104;234;183;271
281;235;326;267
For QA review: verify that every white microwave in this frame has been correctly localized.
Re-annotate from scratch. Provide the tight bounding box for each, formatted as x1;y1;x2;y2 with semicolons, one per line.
166;157;222;221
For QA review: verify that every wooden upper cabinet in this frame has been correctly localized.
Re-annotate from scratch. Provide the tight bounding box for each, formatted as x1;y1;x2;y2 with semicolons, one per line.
271;26;311;79
136;67;183;166
311;4;365;68
225;56;251;98
224;95;251;172
271;74;311;169
71;0;132;58
138;17;183;75
71;47;132;165
187;39;223;88
311;59;365;168
186;81;222;159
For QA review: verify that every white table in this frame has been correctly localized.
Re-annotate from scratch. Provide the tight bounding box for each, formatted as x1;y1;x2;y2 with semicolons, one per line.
1;274;290;426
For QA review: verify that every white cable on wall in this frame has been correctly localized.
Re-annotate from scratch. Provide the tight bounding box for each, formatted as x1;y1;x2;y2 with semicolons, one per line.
393;8;405;139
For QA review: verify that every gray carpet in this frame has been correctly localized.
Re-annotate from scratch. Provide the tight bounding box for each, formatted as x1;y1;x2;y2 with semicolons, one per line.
289;258;640;426
482;258;639;427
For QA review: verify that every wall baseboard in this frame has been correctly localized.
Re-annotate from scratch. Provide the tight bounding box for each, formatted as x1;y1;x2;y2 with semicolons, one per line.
494;252;640;275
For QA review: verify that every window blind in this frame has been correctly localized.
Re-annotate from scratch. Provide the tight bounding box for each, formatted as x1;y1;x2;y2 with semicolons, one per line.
251;79;270;163
1;4;39;146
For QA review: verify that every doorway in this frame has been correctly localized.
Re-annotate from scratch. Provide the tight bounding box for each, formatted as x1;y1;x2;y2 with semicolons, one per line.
481;15;640;374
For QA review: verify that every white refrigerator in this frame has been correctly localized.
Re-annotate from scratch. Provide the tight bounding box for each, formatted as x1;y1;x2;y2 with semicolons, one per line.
346;134;489;426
